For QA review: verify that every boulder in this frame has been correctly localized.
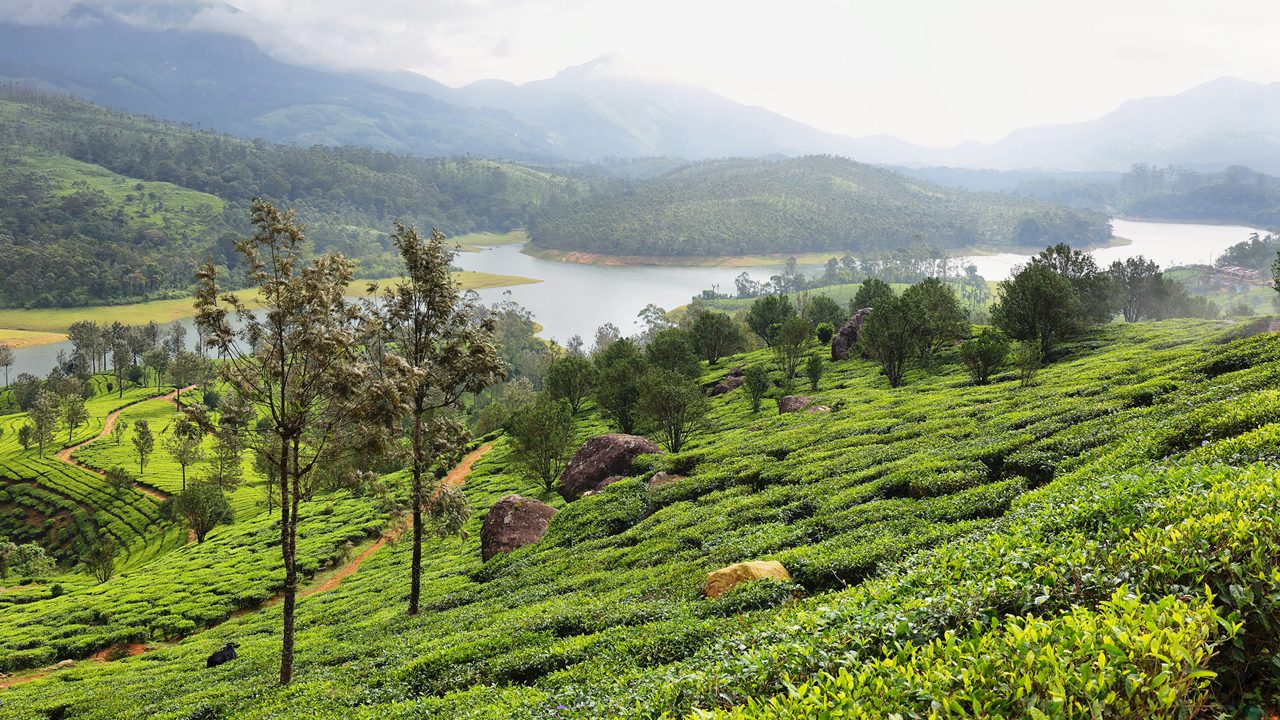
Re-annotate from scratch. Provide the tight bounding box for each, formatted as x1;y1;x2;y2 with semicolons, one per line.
804;404;831;414
778;395;814;413
559;434;662;500
727;365;745;378
704;560;792;598
55;659;76;669
647;471;685;489
831;308;873;361
710;375;745;396
480;495;558;561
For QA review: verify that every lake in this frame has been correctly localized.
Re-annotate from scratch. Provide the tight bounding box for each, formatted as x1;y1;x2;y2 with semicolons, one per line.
6;218;1266;377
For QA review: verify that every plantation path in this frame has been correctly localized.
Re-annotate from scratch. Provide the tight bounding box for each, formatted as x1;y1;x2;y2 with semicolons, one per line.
301;442;494;598
54;385;197;502
0;443;497;692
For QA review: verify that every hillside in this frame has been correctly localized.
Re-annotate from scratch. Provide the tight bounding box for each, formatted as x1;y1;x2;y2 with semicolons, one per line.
5;319;1280;716
529;156;1113;257
0;87;589;307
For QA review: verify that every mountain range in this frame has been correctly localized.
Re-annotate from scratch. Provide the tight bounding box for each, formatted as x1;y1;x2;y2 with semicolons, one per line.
1;1;1279;172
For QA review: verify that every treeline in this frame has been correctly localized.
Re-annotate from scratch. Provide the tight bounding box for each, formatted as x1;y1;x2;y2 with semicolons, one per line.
529;155;1114;257
0;85;591;307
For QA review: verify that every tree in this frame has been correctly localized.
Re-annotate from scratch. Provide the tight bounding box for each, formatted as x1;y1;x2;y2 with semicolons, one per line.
594;338;648;434
142;348;170;388
506;394;576;493
111;417;128;446
29;389;59;455
169;351;208;403
635;303;673;344
991;261;1079;359
638;369;710;453
645;327;702;378
1108;256;1168;322
170;480;233;543
79;532;117;584
852;277;894;310
744;364;769;413
104;465;136;496
0;539;14;579
816;323;835;345
746;294;796;346
804;294;846;329
0;341;12;387
805;354;824;391
11;373;40;410
60;393;87;442
902;278;968;366
204;395;253;492
772;316;812;380
688;309;746;365
373;222;502;617
10;543;54;578
545;355;596;414
591;322;621;356
859;295;922;388
960;327;1012;385
17;423;32;451
196;200;410;683
1036;243;1114;323
132;419;154;473
164;414;205;490
1013;341;1042;387
111;341;130;398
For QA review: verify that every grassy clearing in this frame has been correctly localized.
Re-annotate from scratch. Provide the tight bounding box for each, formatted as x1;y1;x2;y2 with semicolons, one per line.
6;319;1280;717
452;230;530;251
0;328;67;348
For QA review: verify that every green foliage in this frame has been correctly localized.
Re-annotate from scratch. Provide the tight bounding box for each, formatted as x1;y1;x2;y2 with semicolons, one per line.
992;260;1080;357
804;355;824;391
859;294;921;388
689;308;747;365
594;338;649;434
961;327;1012;385
131;419;154;474
638;368;710;453
815;322;834;345
645;327;702;378
1013;340;1043;387
746;294;797;346
771;316;812;380
852;276;895;310
801;294;845;330
531;156;1111;257
744;364;769;413
545;355;596;414
506;395;576;493
901;277;969;365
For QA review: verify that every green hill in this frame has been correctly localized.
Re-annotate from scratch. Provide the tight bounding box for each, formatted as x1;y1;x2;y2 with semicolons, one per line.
5;318;1280;717
528;156;1114;257
0;86;589;307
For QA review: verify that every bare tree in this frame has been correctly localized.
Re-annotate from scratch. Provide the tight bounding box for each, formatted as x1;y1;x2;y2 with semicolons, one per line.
195;199;410;684
371;223;503;616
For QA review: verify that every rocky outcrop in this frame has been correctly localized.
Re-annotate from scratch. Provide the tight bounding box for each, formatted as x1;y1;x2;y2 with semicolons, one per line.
704;560;792;598
710;375;745;396
727;365;745;377
480;495;558;561
647;471;685;489
778;395;814;413
559;434;662;501
831;308;872;361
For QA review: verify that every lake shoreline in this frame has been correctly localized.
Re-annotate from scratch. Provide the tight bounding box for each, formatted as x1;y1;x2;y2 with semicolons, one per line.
0;270;540;349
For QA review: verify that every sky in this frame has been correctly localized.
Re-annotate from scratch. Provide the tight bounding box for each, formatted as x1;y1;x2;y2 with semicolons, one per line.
5;0;1280;147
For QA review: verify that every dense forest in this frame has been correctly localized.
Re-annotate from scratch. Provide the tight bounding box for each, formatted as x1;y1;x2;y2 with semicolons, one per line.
0;86;590;308
528;156;1114;256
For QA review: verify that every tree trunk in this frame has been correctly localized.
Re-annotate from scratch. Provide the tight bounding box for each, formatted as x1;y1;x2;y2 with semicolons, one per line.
408;398;424;615
279;436;296;685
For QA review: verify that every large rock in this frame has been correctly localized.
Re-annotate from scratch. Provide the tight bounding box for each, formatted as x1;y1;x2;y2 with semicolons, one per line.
778;395;814;413
480;495;558;561
710;375;745;396
831;307;873;361
559;433;662;501
704;560;792;598
727;365;745;378
647;471;685;489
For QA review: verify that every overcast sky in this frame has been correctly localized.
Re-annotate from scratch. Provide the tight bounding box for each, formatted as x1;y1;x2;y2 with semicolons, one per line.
8;0;1280;147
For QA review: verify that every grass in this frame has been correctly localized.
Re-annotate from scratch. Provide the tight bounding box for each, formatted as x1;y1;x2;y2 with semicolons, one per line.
6;319;1280;717
0;328;67;348
452;230;530;251
0;272;539;345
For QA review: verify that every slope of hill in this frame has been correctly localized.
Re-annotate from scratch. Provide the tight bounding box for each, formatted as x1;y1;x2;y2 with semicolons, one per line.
528;155;1114;257
5;319;1280;717
0;87;589;307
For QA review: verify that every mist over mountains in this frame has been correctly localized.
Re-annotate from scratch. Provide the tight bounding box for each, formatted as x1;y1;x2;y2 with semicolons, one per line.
2;1;1278;172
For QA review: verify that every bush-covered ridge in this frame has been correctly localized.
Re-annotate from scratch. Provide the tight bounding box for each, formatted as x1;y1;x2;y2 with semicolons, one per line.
5;319;1280;717
529;155;1113;257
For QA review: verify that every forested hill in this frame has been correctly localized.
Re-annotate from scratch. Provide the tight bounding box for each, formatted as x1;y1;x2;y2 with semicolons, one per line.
0;86;589;308
528;156;1114;257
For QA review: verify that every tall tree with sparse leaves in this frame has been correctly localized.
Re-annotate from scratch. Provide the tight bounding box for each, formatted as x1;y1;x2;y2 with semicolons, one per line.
195;199;412;684
371;223;503;617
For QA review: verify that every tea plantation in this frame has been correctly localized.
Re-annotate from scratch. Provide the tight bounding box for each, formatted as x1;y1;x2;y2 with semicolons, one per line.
4;318;1280;718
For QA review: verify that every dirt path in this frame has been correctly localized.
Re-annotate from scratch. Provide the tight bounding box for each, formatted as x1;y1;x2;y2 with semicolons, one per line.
0;442;497;692
54;385;196;502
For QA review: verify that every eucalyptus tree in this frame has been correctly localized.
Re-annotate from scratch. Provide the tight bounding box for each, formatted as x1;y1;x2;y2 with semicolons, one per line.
195;199;413;684
370;222;503;616
0;341;12;387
